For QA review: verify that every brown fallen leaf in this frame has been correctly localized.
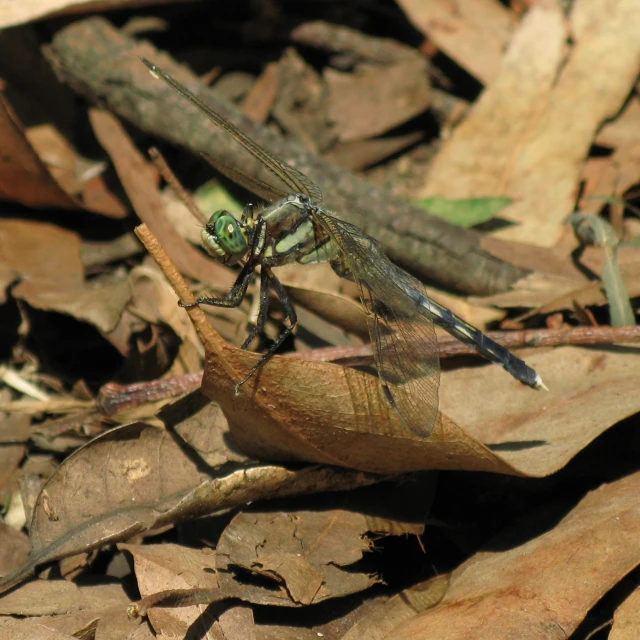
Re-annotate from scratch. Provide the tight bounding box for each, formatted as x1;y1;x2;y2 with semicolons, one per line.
214;607;257;640
342;575;450;640
159;390;248;468
596;95;640;150
0;414;28;495
272;48;331;154
610;586;640;640
0;219;131;334
418;1;565;239
88;108;236;292
121;543;220;637
0;581;138;638
0;83;126;218
326;57;430;143
421;0;640;247
0;522;30;577
475;261;640;317
397;0;515;85
217;510;379;605
0;612;101;638
0;414;379;595
241;61;279;124
580;97;640;226
387;470;640;639
324;131;424;172
127;264;203;377
440;345;640;477
124;509;383;624
125;508;389;619
0;91;81;210
0;422;203;593
0;580;130;617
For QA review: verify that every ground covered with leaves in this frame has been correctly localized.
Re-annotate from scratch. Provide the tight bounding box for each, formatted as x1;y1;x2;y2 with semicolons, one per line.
1;1;640;639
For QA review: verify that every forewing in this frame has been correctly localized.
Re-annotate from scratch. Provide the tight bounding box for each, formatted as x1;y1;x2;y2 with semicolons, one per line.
201;152;288;203
314;211;440;438
142;59;323;204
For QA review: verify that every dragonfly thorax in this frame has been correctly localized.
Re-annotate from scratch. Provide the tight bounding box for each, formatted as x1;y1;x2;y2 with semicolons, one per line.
202;210;250;264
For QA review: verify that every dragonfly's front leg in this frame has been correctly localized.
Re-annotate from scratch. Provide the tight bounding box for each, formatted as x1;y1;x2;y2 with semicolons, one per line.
181;216;266;309
179;258;256;309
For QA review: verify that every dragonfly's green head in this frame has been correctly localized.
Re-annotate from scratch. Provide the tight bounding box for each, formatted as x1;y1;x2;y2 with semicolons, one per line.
202;210;249;263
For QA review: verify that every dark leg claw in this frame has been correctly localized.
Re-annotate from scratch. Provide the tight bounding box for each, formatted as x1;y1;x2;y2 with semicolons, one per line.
178;299;201;308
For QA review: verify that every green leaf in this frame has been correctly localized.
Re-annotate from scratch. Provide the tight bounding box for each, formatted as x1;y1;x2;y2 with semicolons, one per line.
414;196;512;227
194;181;244;216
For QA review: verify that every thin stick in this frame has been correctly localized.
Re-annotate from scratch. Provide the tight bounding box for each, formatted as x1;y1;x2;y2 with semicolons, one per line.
133;224;238;385
148;147;207;225
295;324;640;364
97;323;640;413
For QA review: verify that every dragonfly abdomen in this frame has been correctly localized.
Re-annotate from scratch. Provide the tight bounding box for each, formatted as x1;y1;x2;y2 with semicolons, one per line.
419;296;543;389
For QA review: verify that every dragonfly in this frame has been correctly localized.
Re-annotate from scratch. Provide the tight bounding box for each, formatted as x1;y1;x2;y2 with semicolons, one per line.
141;58;545;438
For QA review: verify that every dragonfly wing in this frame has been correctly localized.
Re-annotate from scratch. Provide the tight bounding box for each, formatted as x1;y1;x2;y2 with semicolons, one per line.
201;152;288;203
141;59;323;205
314;211;440;438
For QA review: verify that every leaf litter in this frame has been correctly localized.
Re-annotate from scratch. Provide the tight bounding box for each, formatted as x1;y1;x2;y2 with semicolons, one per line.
0;1;639;639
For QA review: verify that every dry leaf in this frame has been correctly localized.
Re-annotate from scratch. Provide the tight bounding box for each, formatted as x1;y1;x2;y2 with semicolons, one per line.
419;0;566;239
421;0;640;246
0;580;130;616
128;264;204;375
0;86;125;217
610;586;640;640
389;471;640;639
0;582;138;638
0;522;30;577
440;346;640;477
0;219;131;333
0;414;377;594
0;92;81;210
217;510;378;605
0;414;29;494
580;95;640;216
326;57;430;143
121;543;220;637
88;108;235;291
343;575;450;640
475;259;640;314
397;0;515;84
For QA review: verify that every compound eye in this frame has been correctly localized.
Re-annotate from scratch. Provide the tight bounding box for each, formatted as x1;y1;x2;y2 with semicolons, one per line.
209;210;247;256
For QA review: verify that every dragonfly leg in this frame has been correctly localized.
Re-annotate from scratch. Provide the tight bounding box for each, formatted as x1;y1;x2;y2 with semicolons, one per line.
240;266;271;350
180;217;267;309
179;258;256;309
234;266;297;395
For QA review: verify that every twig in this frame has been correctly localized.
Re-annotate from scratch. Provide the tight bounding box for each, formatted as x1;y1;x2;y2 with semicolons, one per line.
97;373;203;415
148;146;207;225
133;224;237;387
97;324;640;413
